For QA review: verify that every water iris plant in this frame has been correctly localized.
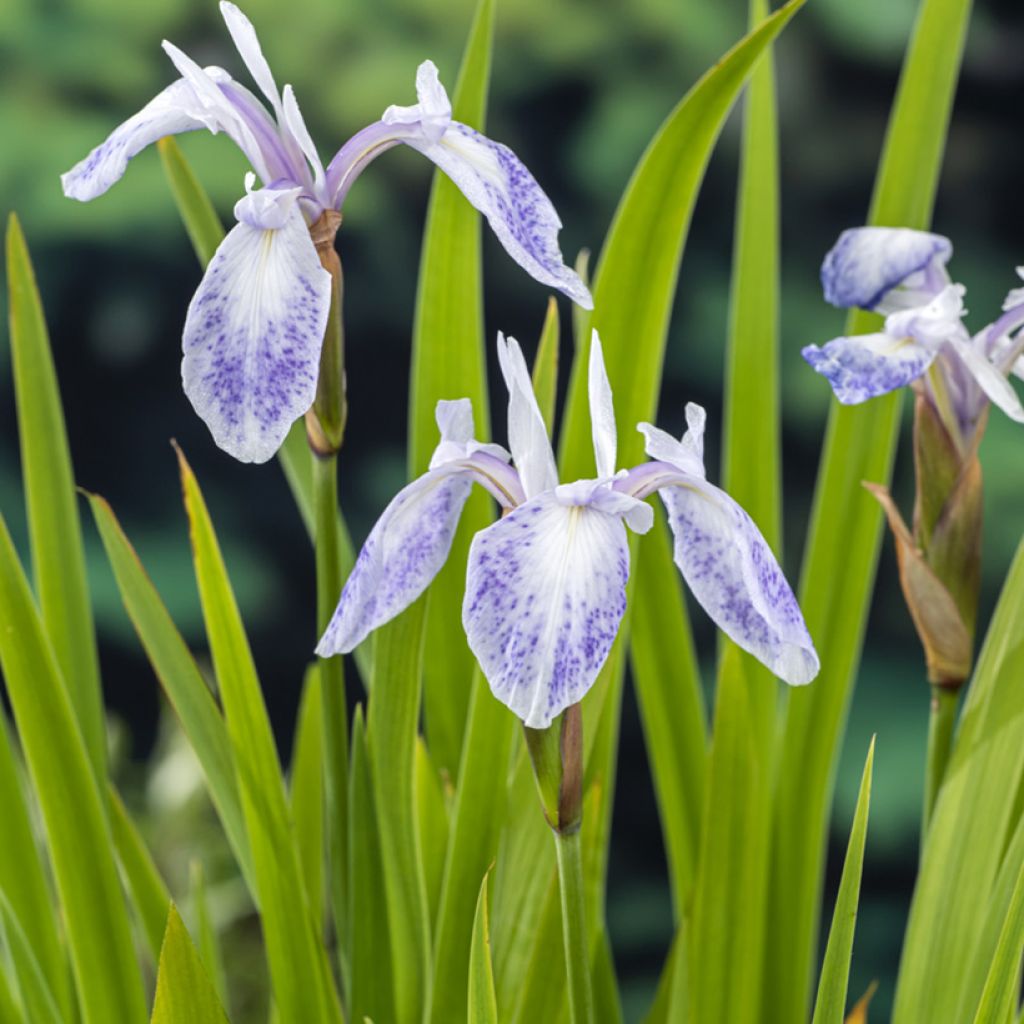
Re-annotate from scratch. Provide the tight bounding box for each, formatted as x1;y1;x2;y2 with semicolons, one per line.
4;0;1024;1022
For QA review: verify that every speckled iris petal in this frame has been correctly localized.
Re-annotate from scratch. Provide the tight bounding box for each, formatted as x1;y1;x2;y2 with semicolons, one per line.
181;198;331;463
821;227;952;312
62;77;211;200
463;493;629;729
801;330;936;405
402;124;593;309
317;467;473;655
658;479;818;686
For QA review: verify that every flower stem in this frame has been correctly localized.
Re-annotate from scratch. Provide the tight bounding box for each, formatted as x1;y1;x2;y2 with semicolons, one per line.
922;684;958;846
554;828;593;1024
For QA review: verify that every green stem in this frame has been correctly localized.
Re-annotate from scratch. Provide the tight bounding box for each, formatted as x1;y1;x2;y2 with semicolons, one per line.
923;684;958;844
554;829;593;1024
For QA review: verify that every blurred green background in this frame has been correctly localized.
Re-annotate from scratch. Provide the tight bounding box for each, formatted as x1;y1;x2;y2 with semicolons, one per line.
2;0;1023;1018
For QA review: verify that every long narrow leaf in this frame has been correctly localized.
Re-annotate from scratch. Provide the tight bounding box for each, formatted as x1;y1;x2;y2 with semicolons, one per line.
0;894;63;1024
811;739;875;1024
411;0;497;778
189;860;228;1010
0;514;147;1024
151;906;229;1024
6;214;105;775
768;0;973;1014
176;449;342;1024
970;852;1024;1024
88;493;255;893
468;871;499;1024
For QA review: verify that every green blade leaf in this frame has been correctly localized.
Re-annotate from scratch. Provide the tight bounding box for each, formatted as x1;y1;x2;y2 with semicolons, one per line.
0;892;63;1024
894;535;1024;1023
156;139;224;267
411;0;497;778
0;716;70;1018
176;448;342;1024
532;297;560;432
348;706;395;1024
557;0;807;480
367;603;432;1023
290;664;326;937
109;784;172;964
6;214;105;776
415;736;450;928
768;0;973;1014
811;739;875;1024
87;492;255;894
970;850;1024;1024
189;860;228;1010
468;871;498;1024
151;906;229;1024
0;514;147;1024
429;675;516;1024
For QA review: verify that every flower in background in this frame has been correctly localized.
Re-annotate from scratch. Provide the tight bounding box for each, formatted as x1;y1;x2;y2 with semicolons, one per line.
802;227;1024;448
62;2;591;464
317;331;818;729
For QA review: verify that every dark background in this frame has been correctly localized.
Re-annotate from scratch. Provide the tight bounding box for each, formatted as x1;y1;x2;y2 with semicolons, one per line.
2;0;1024;1018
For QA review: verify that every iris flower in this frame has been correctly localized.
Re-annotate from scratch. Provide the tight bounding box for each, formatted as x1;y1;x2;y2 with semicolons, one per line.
803;227;1024;445
62;2;591;463
317;332;818;729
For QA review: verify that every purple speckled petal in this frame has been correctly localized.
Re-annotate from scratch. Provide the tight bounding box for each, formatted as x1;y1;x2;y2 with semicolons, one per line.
463;492;630;728
317;466;473;655
401;122;592;309
658;478;818;686
62;76;212;200
802;331;937;405
821;227;952;313
181;195;331;463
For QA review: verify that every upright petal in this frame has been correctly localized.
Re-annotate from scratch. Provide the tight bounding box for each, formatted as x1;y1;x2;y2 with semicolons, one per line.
821;227;952;312
219;1;283;114
181;191;331;463
317;467;473;655
463;493;630;728
637;403;706;479
658;478;818;685
382;60;452;143
497;334;558;499
950;339;1024;423
588;331;617;478
62;77;210;200
802;331;937;405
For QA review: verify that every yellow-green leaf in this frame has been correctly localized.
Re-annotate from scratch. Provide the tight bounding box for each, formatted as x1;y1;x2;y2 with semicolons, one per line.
151;906;229;1024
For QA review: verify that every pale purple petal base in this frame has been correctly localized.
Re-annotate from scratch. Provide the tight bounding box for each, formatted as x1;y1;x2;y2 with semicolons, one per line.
802;331;937;405
463;493;629;729
659;480;818;686
318;469;473;655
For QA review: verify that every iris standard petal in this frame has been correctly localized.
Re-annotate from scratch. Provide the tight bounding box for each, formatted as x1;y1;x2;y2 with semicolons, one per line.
219;1;283;114
802;331;937;404
463;493;630;729
950;339;1024;423
658;478;819;685
588;331;617;479
401;119;593;308
181;195;331;463
497;334;559;499
62;77;211;200
821;227;952;312
317;467;474;655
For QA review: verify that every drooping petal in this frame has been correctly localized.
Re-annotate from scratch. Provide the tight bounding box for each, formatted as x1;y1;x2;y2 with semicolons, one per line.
950;338;1024;423
657;477;819;685
181;192;331;463
802;331;937;405
588;331;617;478
317;467;473;655
821;227;952;312
62;77;211;200
497;334;558;499
463;493;630;728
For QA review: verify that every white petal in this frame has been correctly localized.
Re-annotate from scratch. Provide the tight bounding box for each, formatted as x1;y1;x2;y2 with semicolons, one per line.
402;122;592;308
62;77;208;200
821;227;952;312
219;1;282;114
802;331;937;405
317;468;473;655
497;334;558;499
382;60;452;143
282;84;325;187
658;478;819;685
588;331;617;478
950;339;1024;423
463;493;630;728
637;403;706;479
181;198;331;463
234;179;304;228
